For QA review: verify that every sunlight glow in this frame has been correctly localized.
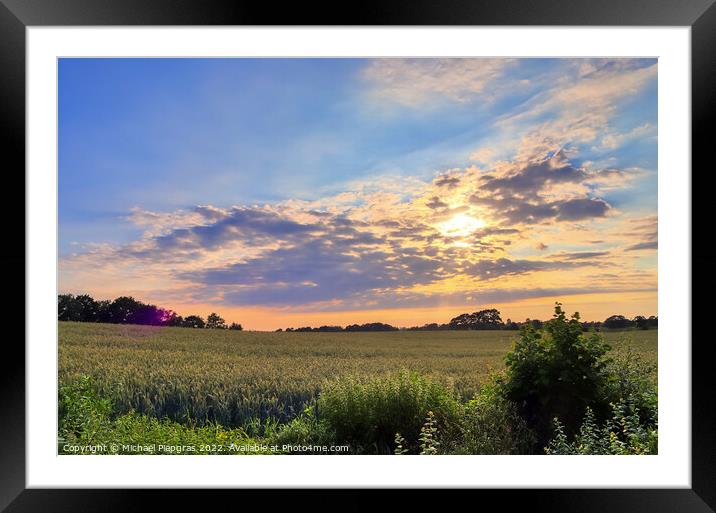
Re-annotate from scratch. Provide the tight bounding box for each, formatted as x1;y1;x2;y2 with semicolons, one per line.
436;213;486;237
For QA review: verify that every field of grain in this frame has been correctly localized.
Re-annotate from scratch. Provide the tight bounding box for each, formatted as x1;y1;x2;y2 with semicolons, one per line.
58;321;657;428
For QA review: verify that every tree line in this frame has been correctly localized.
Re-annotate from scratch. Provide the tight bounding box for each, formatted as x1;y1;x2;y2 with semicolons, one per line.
279;309;657;332
279;322;399;333
405;309;657;331
58;294;242;330
59;294;656;332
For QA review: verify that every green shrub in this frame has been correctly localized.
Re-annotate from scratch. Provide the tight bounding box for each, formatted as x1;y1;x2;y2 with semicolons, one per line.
502;303;612;446
317;371;461;454
452;378;536;454
545;400;658;455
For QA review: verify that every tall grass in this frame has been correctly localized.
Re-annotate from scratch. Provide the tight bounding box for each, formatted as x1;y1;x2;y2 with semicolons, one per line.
317;371;461;454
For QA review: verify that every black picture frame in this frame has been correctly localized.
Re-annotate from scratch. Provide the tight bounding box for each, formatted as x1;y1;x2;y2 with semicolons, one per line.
2;1;714;511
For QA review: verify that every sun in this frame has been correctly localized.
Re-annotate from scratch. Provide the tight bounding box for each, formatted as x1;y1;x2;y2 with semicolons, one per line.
436;213;486;237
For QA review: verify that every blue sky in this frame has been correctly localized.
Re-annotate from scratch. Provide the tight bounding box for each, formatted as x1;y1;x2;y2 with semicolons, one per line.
59;58;657;328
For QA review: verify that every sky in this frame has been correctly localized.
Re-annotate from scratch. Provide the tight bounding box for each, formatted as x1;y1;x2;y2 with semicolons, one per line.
58;58;658;330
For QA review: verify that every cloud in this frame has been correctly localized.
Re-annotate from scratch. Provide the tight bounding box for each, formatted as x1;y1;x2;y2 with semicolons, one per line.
557;198;611;221
434;174;462;189
426;196;449;209
61;141;649;313
625;241;658;251
465;152;613;225
57;58;658;328
122;207;322;260
362;58;516;107
468;59;657;166
327;285;657;313
463;257;596;281
551;251;610;260
598;123;656;151
60;60;656;316
619;215;657;252
480;150;588;195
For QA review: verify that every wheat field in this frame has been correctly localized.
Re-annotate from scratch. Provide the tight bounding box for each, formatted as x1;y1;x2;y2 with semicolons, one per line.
58;321;657;428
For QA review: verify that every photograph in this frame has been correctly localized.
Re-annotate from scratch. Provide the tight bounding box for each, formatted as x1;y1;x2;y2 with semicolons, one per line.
57;56;658;456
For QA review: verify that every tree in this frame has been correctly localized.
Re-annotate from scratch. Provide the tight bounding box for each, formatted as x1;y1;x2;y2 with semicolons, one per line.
633;315;649;330
229;322;243;331
206;313;227;329
107;296;143;324
476;308;503;328
183;315;206;329
74;294;99;322
165;311;184;327
502;303;612;447
603;315;633;330
503;319;520;330
95;300;112;323
58;294;82;321
344;322;398;332
448;309;503;330
129;304;165;326
58;294;99;322
448;312;474;330
316;325;343;332
56;294;237;329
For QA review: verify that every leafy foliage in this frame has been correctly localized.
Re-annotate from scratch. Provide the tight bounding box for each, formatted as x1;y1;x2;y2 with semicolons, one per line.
502;303;613;445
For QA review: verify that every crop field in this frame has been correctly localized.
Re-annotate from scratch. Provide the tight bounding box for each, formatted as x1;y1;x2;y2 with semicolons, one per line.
58;321;657;429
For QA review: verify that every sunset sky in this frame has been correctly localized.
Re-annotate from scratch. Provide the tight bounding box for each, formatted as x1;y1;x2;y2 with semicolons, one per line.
59;58;657;330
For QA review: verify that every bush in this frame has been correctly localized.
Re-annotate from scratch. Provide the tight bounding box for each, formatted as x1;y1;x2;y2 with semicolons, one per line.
317;371;461;454
502;303;612;446
452;378;536;454
545;400;658;455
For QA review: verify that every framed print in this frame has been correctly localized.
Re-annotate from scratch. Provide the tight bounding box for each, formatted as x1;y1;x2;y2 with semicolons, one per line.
2;0;715;511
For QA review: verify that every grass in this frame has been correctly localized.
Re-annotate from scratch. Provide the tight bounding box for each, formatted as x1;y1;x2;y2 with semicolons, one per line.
59;321;657;430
